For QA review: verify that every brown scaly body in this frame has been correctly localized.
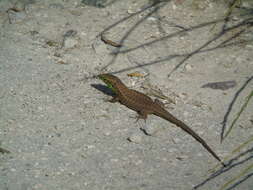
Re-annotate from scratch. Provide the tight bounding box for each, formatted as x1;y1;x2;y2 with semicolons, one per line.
98;74;225;167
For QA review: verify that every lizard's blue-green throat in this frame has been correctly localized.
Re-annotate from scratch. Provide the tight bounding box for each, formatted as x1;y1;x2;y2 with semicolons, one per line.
98;74;117;93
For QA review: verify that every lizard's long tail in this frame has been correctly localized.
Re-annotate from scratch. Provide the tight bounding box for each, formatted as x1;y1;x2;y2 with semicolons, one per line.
156;109;225;167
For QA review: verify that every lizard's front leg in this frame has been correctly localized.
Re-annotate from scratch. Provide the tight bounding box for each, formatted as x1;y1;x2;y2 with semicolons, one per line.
109;96;120;103
133;110;148;123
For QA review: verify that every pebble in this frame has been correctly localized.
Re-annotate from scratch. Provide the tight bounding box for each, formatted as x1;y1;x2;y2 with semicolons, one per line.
103;131;111;136
242;1;253;8
13;1;26;11
142;124;160;136
172;3;177;10
147;16;157;22
173;137;182;143
63;38;78;49
64;30;77;38
127;9;135;14
69;9;83;16
185;64;193;71
81;0;106;8
10;168;16;172
128;133;142;143
49;3;64;9
8;10;26;24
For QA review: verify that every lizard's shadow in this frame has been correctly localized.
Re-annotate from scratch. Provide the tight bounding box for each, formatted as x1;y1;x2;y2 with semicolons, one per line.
91;84;115;97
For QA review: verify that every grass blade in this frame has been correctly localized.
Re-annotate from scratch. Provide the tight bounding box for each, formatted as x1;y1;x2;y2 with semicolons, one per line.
219;163;253;190
223;90;253;140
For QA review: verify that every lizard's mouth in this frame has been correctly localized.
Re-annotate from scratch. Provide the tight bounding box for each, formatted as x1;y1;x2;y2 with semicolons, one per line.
98;74;116;93
98;74;108;84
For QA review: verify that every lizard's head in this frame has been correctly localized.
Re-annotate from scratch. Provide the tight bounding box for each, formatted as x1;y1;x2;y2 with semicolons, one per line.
98;74;121;93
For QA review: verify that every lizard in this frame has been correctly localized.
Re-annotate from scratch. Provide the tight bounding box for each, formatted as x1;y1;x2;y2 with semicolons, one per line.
98;73;225;167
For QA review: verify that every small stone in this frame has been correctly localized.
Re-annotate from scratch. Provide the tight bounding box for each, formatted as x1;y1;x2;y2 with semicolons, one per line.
64;30;77;38
127;9;135;14
49;3;64;9
128;133;142;143
242;1;253;8
185;64;193;71
173;137;182;143
142;124;160;136
8;10;26;24
81;0;106;8
103;131;111;136
63;38;78;49
147;16;157;22
69;9;83;16
172;3;177;10
13;1;26;11
86;145;95;149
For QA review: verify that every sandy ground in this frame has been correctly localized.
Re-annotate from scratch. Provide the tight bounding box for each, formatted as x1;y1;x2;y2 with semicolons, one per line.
0;0;253;189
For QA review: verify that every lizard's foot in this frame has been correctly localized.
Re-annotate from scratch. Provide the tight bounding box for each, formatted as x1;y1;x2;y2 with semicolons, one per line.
109;96;120;103
103;96;119;103
135;114;147;123
129;115;146;123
